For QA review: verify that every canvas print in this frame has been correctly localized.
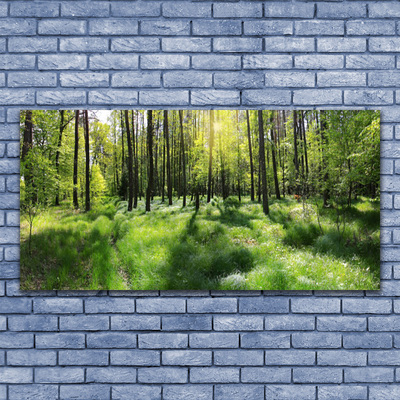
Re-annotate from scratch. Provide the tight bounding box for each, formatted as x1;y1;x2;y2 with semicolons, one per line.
20;110;380;291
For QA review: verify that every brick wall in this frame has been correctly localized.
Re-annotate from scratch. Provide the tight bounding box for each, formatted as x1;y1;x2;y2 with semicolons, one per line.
0;1;399;399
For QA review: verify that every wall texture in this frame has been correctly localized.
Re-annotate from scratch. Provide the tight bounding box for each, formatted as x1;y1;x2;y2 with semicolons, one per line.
0;1;399;399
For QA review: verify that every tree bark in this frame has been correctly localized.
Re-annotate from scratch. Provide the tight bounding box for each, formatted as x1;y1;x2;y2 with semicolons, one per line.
246;110;255;201
258;110;269;215
84;110;90;212
293;111;300;195
55;110;65;206
146;110;154;212
179;110;186;207
207;110;214;203
133;111;138;208
270;112;281;200
73;111;79;209
164;110;172;205
124;110;134;211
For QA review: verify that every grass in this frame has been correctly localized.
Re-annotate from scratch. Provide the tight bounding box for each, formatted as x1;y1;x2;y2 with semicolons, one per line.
20;195;380;291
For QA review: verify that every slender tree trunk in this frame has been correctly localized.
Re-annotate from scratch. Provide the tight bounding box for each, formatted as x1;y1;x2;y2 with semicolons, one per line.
22;110;34;202
73;111;79;209
125;110;134;211
164;111;172;205
293;111;300;195
246;110;255;201
121;111;125;177
133;111;138;208
258;111;269;215
162;118;166;203
179;110;186;207
55;110;65;206
301;112;309;176
146;110;154;212
320;111;330;207
270;112;281;200
207;110;214;203
84;110;90;212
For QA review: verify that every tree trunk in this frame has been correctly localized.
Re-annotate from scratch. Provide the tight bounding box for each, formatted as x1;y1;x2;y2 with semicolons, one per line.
320;111;330;207
22;110;34;201
133;111;138;208
84;110;90;212
293;111;300;195
258;111;269;215
146;110;154;212
124;110;134;211
73;111;79;209
55;111;65;206
207;110;214;203
164;111;172;206
246;110;255;202
179;110;186;207
270;112;281;200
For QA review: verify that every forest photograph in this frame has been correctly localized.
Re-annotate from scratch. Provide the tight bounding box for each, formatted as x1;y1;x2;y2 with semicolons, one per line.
20;109;380;291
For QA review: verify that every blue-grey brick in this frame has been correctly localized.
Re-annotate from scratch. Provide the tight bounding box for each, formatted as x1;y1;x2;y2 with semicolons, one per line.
190;367;239;383
9;385;58;400
7;349;56;366
0;19;36;36
89;90;138;105
292;298;340;314
6;175;20;191
0;3;6;17
141;55;189;70
0;333;33;348
191;90;240;106
265;315;314;331
0;90;32;105
8;315;57;331
187;298;237;313
294;89;342;105
244;21;292;36
110;350;159;366
60;73;109;88
347;20;395;36
0;297;30;313
344;333;392;349
215;350;263;366
90;54;138;70
243;55;292;70
112;38;160;52
215;384;264;400
265;350;315;365
0;73;3;87
318;38;366;53
395;265;400;279
382;126;394;142
265;72;314;88
241;332;290;349
6;109;21;123
37;90;86;105
162;350;211;366
214;315;263;331
347;55;395;70
140;90;188;106
294;367;342;383
393;229;400;244
369;316;400;331
214;38;262;53
317;316;366;331
381;195;393;210
60;38;108;53
35;367;84;383
380;247;400;262
243;90;291;106
6;143;19;158
9;37;57;53
139;333;187;349
292;333;341;349
345;367;393;383
112;2;160;17
59;350;109;366
242;367;291;383
193;55;240;70
162;315;211;331
343;299;391;314
60;385;110;400
189;332;238;348
0;55;35;70
86;367;136;383
214;3;262;18
60;315;109;331
266;385;315;400
193;20;241;36
318;385;367;400
265;2;314;18
264;37;314;52
0;160;19;175
381;263;393;279
34;298;82;314
0;316;5;330
36;333;85;349
85;298;135;313
39;19;85;35
370;71;400;88
395;300;400;312
11;2;59;17
87;332;136;349
38;54;86;70
111;315;160;330
138;367;187;383
369;350;400;365
345;89;393;105
296;20;344;36
370;38;400;53
163;2;210;18
239;297;289;313
164;385;212;400
141;21;189;36
318;3;366;19
318;72;365;87
370;2;400;18
318;350;366;366
0;367;32;383
112;385;161;400
371;386;400;400
296;55;344;70
162;38;211;53
89;19;138;35
62;2;110;17
163;71;211;88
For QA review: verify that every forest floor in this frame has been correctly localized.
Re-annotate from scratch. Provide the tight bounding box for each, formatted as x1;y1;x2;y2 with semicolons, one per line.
20;196;380;291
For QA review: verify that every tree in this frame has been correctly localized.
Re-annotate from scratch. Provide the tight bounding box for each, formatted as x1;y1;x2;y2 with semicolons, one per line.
179;110;186;207
246;110;255;202
207;110;214;203
73;110;79;209
270;112;281;200
124;110;134;211
146;110;154;212
164;110;172;205
258;110;269;215
84;110;90;212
